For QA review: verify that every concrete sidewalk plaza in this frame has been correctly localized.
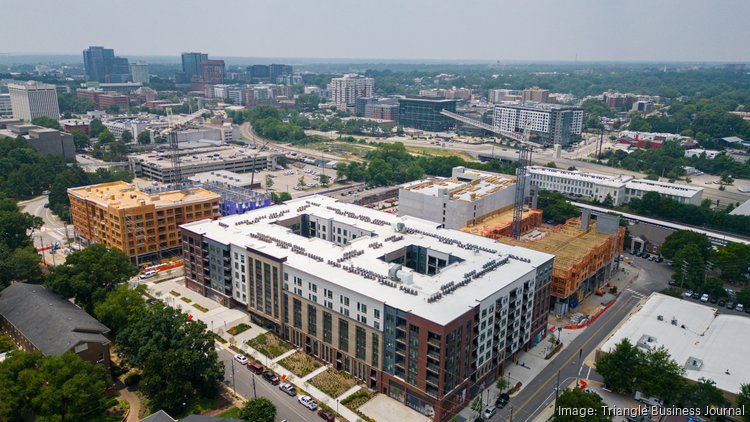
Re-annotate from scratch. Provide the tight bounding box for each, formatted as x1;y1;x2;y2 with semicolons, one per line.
360;394;431;422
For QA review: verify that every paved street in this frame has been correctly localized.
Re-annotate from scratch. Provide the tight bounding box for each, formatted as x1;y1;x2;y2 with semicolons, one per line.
216;347;319;422
18;195;77;265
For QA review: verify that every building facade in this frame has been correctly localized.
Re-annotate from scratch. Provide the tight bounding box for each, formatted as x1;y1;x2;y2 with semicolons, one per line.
5;123;75;160
397;98;457;132
0;93;11;116
522;87;550;103
327;74;374;111
83;46;130;83
8;81;60;121
130;61;150;84
68;181;221;261
200;60;225;85
181;52;208;80
180;195;554;421
493;102;583;146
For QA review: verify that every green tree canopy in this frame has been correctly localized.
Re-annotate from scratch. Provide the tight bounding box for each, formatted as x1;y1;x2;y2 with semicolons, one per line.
661;230;713;261
552;388;611;422
97;128;115;144
271;192;292;204
713;242;750;282
240;397;277;422
596;338;641;394
671;243;706;289
137;131;151;144
93;284;147;335
89;119;105;137
120;131;133;142
737;384;750;422
537;191;582;224
72;131;90;150
45;244;136;313
31;116;62;130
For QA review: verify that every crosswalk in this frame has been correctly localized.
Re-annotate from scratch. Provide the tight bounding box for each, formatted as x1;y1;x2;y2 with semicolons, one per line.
626;288;645;298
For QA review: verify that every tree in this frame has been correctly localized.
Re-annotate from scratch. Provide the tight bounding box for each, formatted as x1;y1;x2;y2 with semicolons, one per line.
271;192;292;204
45;244;136;313
713;242;750;282
737;384;750;422
545;162;558;169
104;141;129;162
93;284;146;335
736;288;750;308
5;247;43;283
470;396;483;416
661;230;712;261
265;174;274;190
106;105;121;115
116;303;223;414
89;119;105;137
137;131;151;144
294;93;321;113
31;116;62;130
0;333;14;353
495;377;508;391
552;388;611;422
634;346;685;404
97;128;115;144
336;162;347;180
0;207;42;250
671;244;706;289
0;352;111;421
240;397;277;422
677;377;728;409
602;194;614;208
121;131;133;142
297;175;305;188
72;131;90;150
319;174;330;185
596;339;641;394
701;277;726;299
537;191;581;224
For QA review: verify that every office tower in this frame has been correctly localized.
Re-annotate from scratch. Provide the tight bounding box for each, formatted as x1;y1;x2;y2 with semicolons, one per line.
83;46;130;82
181;52;208;79
200;60;225;84
130;61;150;84
8;81;60;121
246;65;270;83
397;98;457;131
109;57;131;83
269;64;293;83
326;74;374;111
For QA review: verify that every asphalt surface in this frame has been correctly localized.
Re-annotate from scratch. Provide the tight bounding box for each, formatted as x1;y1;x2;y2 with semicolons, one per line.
216;347;319;422
19;195;76;265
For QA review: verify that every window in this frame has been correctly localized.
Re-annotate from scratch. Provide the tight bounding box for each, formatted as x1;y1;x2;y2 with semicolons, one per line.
339;319;349;352
323;312;332;344
340;296;350;306
357;303;367;313
355;326;366;360
374;309;380;319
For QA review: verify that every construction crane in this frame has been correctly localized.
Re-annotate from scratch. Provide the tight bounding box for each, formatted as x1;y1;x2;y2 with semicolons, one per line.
248;124;273;189
511;122;534;239
163;108;209;185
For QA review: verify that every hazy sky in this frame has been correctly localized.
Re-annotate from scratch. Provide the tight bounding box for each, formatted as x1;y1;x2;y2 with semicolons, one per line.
2;0;749;62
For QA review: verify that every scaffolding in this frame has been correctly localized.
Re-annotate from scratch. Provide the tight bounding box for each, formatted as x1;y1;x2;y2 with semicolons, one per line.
196;182;272;216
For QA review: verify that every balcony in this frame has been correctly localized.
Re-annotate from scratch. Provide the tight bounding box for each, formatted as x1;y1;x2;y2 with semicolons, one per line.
427;337;441;348
426;374;439;387
426;349;440;360
426;362;440;374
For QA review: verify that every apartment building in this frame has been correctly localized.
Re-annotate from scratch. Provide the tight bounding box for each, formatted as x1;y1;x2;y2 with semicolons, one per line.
493;102;583;146
8;81;60;121
527;166;704;205
68;181;220;260
488;89;522;103
522;87;550;103
128;146;277;184
399;166;517;229
327;74;374;111
180;195;554;421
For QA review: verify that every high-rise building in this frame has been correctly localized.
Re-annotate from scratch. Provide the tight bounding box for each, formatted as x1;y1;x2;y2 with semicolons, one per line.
493;102;583;146
8;81;60;121
68;181;221;260
180;195;554;422
130;61;150;84
269;64;293;83
82;46;130;82
246;65;270;83
0;93;11;116
200;60;225;84
327;74;374;111
181;52;208;79
522;87;550;103
397;98;457;131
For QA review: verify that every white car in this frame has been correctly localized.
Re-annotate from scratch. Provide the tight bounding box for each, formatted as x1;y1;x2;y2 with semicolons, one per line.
139;270;157;280
234;354;248;365
700;293;709;303
482;406;497;419
298;395;318;410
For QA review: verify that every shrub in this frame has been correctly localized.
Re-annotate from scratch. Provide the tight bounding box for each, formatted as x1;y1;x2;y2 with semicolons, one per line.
192;303;208;313
169;290;180;297
310;369;357;398
227;323;251;336
340;389;374;410
124;372;141;387
246;333;291;358
279;352;322;377
180;297;192;303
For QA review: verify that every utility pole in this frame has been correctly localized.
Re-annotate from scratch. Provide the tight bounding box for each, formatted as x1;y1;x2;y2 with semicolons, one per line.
252;374;257;398
231;357;236;394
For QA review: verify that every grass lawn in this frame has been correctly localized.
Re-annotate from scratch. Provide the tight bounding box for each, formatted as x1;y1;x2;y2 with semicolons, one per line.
227;323;251;336
341;389;374;411
246;333;291;359
169;290;180;297
217;407;242;418
192;303;209;313
278;351;322;377
406;146;475;161
310;369;357;398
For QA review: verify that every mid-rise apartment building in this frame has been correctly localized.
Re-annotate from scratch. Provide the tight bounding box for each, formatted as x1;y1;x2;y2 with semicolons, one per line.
522;87;550;103
181;195;554;421
327;74;374;111
399;167;516;229
8;81;60;121
492;102;583;146
527;166;704;205
488;89;522;103
68;181;220;260
76;89;130;112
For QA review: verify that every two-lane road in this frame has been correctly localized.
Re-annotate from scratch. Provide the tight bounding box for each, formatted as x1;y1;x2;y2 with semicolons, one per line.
18;195;76;265
216;347;318;422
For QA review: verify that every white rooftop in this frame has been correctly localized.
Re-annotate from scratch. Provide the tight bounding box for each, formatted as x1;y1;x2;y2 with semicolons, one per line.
729;199;750;216
527;166;633;188
188;170;256;187
625;179;703;198
601;293;750;395
401;167;516;202
182;195;553;325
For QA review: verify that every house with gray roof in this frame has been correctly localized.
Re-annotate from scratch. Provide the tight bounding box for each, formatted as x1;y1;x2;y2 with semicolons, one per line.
0;283;111;368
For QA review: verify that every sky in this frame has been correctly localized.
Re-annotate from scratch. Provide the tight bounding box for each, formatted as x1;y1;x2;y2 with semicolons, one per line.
1;0;749;62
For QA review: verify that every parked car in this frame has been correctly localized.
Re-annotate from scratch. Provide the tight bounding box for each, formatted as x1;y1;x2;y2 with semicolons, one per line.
234;354;248;365
262;371;280;385
684;290;694;298
725;301;735;310
318;409;335;422
668;280;677;286
247;362;264;374
718;299;726;307
495;393;510;408
736;303;745;312
691;292;700;300
139;270;157;280
482;407;497;419
298;395;318;410
745;306;750;314
279;383;297;396
709;296;718;304
700;293;709;303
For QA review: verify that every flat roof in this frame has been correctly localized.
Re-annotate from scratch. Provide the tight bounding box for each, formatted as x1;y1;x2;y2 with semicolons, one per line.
188;170;256;187
182;195;553;325
601;293;750;395
402;174;515;202
68;181;219;210
625;179;703;198
528;166;633;188
129;146;274;170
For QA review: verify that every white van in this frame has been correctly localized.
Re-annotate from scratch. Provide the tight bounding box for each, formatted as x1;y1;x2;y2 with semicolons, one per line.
634;391;663;407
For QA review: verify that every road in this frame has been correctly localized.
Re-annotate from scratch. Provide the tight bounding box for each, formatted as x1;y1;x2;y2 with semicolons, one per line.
216;347;318;422
18;195;77;265
500;289;643;422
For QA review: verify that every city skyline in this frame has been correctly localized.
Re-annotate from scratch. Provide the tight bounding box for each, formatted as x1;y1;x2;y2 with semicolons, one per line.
1;0;749;62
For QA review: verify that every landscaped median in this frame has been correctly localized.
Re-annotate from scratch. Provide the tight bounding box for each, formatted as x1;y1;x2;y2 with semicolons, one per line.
245;333;291;359
309;369;357;398
278;351;322;377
